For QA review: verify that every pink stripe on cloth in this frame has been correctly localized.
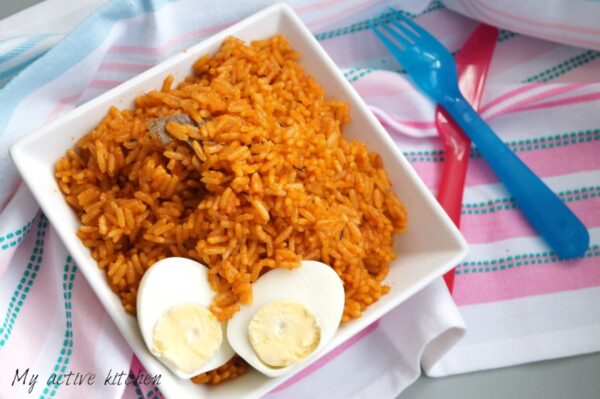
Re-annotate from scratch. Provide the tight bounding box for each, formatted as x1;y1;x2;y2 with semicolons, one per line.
516;91;600;114
375;83;590;135
296;0;350;13
473;0;600;36
356;76;591;135
376;111;437;130
485;84;593;120
479;83;545;114
465;0;600;50
409;139;600;189
305;0;379;28
486;38;558;81
89;79;122;90
47;94;80;122
271;321;380;393
107;0;370;57
460;197;600;244
456;0;480;17
98;62;152;73
453;254;600;306
351;71;415;97
108;22;231;56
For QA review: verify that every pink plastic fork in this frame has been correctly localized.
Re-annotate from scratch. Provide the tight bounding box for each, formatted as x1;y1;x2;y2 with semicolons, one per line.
437;24;499;292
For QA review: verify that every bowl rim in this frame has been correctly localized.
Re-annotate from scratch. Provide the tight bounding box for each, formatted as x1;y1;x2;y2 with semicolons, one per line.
10;3;469;398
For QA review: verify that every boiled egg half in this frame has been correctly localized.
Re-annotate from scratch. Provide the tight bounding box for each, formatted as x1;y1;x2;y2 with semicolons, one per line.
227;260;345;377
136;257;234;379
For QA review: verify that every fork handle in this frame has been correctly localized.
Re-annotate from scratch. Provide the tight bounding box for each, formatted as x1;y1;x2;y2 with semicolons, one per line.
440;94;589;259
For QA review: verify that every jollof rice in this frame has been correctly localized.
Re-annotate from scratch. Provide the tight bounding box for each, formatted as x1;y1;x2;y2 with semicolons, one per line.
55;35;407;384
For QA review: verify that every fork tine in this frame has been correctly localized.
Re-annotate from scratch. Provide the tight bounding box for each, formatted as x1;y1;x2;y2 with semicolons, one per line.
380;21;413;48
369;21;408;62
389;8;432;39
388;19;418;41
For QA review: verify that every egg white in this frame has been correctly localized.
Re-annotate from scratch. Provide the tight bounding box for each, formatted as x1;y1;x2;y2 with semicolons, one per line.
136;257;234;379
226;260;345;377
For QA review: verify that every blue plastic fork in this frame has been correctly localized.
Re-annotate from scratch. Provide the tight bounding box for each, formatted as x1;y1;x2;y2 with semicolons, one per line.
371;11;589;259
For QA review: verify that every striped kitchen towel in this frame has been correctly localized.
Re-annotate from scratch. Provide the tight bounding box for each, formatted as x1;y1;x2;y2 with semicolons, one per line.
0;1;599;398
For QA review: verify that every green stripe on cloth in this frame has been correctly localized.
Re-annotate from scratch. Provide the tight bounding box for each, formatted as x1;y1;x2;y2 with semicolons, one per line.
403;129;600;162
462;186;599;215
314;1;445;42
40;256;77;399
145;387;162;399
0;214;48;348
456;245;600;274
347;68;375;82
497;29;518;43
128;372;146;399
523;50;600;83
0;217;35;251
343;67;369;80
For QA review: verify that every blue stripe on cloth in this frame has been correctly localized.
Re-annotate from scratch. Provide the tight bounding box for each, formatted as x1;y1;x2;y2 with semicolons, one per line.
0;52;46;81
0;0;177;135
0;34;49;66
0;76;12;89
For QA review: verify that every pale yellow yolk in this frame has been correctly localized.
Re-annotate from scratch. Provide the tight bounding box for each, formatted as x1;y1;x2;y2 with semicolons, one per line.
151;304;222;374
248;301;321;368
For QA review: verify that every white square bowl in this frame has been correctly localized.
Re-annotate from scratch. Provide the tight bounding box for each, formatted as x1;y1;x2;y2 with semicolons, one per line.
10;3;468;398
